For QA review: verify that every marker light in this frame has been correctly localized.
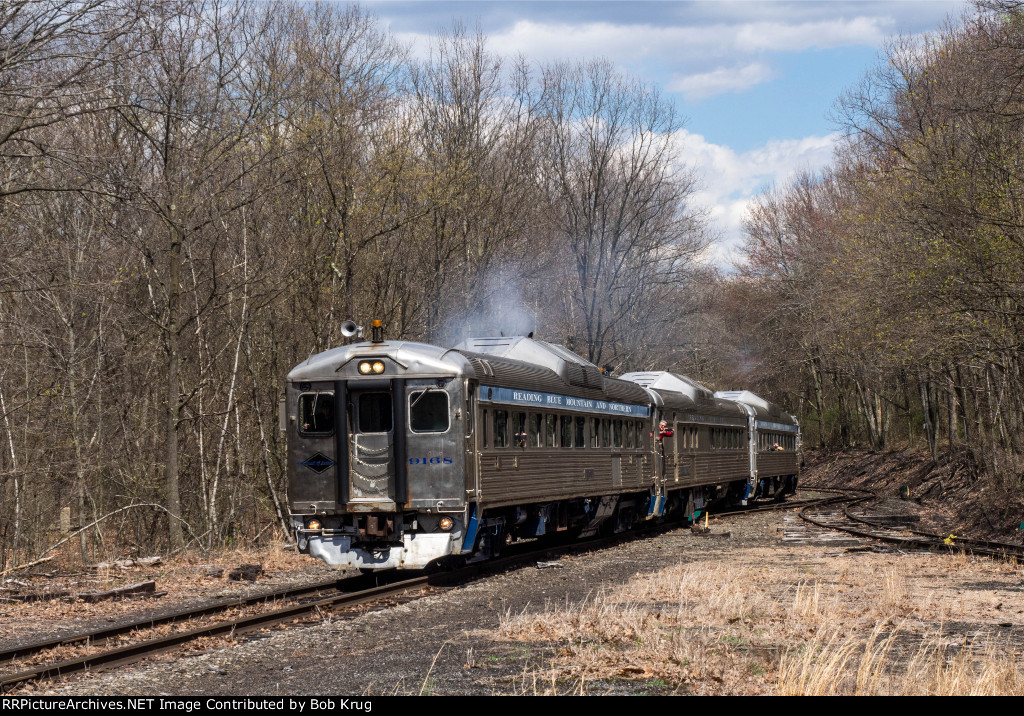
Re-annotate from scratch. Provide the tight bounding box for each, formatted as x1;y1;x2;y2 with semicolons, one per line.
439;517;454;531
372;361;385;374
358;361;372;374
307;519;321;531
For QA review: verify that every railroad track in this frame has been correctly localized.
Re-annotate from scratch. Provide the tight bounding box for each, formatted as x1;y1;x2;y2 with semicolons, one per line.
0;489;855;693
0;524;645;692
0;573;434;693
1;576;359;664
799;485;1024;560
714;491;839;518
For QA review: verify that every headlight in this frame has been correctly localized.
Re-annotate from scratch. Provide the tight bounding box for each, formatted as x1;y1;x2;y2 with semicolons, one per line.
372;361;385;374
358;361;372;374
439;517;453;531
307;519;321;531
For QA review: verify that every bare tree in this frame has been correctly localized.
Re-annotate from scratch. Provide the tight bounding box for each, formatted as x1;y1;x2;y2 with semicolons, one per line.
99;0;283;550
0;0;143;199
539;59;707;366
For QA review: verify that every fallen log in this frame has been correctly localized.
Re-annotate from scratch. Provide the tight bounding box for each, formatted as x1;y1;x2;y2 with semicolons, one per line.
78;580;157;603
0;555;54;576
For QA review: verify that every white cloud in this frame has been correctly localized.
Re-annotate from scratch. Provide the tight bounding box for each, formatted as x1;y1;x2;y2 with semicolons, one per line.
735;17;891;52
673;130;840;268
669;63;778;101
394;16;896;67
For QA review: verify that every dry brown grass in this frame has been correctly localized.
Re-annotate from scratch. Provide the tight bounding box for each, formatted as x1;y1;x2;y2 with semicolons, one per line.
495;542;1024;695
498;562;780;694
778;626;1024;695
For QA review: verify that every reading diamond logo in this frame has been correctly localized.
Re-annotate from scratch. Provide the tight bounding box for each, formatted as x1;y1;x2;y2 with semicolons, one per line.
300;453;335;473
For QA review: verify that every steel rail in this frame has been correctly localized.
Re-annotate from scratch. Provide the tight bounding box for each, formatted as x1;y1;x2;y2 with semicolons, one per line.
798;485;1024;560
0;575;430;692
0;577;358;665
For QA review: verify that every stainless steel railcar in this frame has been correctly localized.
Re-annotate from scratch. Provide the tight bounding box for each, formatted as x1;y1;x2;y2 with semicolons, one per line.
285;333;799;571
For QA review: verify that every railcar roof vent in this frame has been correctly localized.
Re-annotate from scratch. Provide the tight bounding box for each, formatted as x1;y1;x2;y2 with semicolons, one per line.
619;371;715;402
455;335;597;384
714;390;770;411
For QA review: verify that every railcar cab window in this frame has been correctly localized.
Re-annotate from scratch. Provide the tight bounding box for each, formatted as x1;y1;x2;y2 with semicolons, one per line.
358;393;391;433
409;390;450;433
298;392;334;435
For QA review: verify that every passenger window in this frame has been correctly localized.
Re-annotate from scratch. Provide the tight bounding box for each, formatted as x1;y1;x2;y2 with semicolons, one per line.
626;421;634;449
601;419;610;448
545;414;556;447
530;413;542;447
612;419;623;448
298;392;334;435
482;409;489;448
494;410;508;448
512;412;527;448
409;390;450;433
575;416;586;448
560;415;572;447
637;422;644;448
357;393;391;433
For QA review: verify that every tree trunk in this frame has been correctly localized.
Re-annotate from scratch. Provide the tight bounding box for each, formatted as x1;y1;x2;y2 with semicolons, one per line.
164;223;185;552
810;358;826;448
919;377;937;463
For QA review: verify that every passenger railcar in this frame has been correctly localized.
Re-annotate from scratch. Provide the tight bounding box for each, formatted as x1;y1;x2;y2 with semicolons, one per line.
285;333;799;571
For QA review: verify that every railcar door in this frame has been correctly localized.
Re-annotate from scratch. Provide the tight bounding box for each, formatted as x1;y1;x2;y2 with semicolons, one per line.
404;379;463;510
347;387;397;511
288;383;341;513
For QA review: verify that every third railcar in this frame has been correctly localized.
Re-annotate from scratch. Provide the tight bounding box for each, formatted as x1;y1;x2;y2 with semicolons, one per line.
285;334;798;571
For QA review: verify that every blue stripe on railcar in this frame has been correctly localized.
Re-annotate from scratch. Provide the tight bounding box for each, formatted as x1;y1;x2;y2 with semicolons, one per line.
479;385;650;418
754;420;800;433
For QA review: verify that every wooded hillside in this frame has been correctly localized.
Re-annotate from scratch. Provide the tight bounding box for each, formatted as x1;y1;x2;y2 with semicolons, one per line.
3;0;1023;568
714;1;1024;525
0;0;708;566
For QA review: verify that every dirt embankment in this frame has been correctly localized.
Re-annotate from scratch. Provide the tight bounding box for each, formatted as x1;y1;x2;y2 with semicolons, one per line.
802;447;1024;545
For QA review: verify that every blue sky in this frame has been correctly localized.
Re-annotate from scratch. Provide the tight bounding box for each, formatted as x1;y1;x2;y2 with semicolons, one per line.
365;0;968;263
